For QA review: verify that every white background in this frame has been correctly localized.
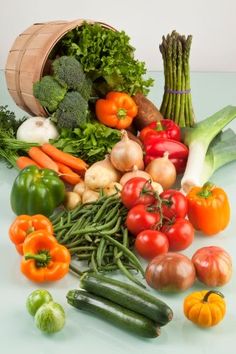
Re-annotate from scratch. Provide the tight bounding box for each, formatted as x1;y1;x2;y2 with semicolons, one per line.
0;0;236;71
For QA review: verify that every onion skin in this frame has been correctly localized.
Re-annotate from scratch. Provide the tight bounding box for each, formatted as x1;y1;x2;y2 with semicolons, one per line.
120;166;151;186
145;153;176;190
17;117;59;144
145;252;196;292
110;130;144;172
192;246;232;287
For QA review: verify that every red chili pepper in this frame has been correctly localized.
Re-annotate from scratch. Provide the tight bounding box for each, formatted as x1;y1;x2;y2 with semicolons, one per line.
144;137;189;174
139;119;181;143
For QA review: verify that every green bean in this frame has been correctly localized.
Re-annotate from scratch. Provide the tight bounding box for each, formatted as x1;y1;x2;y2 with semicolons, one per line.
70;203;84;218
114;251;123;260
56;228;69;242
98;217;122;235
96;239;106;267
91;251;98;273
68;215;119;238
53;221;74;232
69;263;83;276
50;210;65;225
84;234;93;242
76;253;93;260
116;257;146;289
98;233;144;276
122;228;129;248
67;238;87;254
62;211;92;242
93;195;119;222
69;246;97;253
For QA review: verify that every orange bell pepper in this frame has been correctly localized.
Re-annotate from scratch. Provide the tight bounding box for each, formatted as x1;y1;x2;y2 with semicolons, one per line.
9;214;53;255
95;91;138;129
186;182;230;235
21;230;71;282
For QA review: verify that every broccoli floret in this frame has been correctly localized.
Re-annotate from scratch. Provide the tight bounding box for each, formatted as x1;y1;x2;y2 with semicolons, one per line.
54;91;88;129
52;56;92;98
79;77;93;101
33;76;66;112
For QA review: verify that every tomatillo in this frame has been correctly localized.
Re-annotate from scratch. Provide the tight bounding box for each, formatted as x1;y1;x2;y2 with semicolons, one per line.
26;289;53;316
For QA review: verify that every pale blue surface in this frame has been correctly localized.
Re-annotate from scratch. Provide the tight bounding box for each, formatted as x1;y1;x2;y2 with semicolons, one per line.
0;71;236;354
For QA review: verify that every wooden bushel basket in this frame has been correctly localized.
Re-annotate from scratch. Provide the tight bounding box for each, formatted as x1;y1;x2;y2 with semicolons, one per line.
5;19;115;116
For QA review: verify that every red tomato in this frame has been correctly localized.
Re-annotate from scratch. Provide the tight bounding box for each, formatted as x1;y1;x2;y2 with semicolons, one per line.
135;230;169;260
192;246;232;287
126;204;161;236
160;190;188;219
121;177;155;209
161;218;194;251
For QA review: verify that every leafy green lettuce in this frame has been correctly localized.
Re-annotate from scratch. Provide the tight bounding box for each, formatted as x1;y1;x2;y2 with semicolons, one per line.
54;22;153;96
51;121;121;164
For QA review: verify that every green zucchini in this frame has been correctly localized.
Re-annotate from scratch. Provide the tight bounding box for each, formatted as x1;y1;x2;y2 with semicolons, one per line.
67;290;160;338
80;273;173;326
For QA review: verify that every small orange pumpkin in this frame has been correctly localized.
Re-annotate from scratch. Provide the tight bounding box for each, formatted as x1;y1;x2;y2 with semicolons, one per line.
183;290;226;327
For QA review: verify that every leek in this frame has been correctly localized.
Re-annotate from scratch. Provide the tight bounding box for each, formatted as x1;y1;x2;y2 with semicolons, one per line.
201;129;236;183
181;105;236;192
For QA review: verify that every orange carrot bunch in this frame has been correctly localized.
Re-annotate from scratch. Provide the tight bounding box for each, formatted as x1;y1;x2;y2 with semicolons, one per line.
16;143;88;185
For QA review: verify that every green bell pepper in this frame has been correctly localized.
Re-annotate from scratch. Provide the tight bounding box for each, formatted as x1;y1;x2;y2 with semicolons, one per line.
10;165;65;216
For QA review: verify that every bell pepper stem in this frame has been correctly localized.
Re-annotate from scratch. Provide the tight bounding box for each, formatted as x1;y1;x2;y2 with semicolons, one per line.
24;251;51;267
198;182;215;198
117;108;127;119
202;290;224;302
155;121;164;131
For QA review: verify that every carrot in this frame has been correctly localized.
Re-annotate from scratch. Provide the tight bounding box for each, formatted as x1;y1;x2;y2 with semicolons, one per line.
57;162;82;185
41;143;88;171
16;156;41;170
28;146;59;173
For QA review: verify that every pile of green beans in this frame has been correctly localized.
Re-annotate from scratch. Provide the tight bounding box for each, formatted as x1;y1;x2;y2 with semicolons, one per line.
50;195;145;287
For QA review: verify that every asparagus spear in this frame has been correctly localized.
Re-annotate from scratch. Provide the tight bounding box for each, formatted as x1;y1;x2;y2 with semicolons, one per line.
159;31;195;127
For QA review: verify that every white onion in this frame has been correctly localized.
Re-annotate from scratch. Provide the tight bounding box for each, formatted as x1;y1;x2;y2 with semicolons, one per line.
16;117;59;144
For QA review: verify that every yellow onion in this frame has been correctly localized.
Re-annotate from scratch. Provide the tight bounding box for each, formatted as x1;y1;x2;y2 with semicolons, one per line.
145;152;176;190
120;165;152;186
110;130;144;172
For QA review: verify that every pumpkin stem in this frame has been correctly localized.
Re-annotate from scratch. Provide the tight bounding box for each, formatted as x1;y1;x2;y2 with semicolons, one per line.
202;290;224;302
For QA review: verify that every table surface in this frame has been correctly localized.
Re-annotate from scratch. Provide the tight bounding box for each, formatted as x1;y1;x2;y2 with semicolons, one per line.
1;70;236;354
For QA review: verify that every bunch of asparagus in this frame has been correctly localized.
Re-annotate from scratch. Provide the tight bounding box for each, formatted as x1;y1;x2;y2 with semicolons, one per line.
159;31;195;127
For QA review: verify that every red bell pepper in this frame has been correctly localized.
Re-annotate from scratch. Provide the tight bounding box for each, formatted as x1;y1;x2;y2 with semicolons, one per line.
144;136;189;174
139;119;181;143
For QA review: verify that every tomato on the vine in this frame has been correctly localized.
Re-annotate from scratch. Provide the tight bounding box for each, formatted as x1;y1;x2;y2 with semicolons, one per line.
121;177;155;209
161;218;194;251
135;230;169;260
126;204;161;236
160;189;188;219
